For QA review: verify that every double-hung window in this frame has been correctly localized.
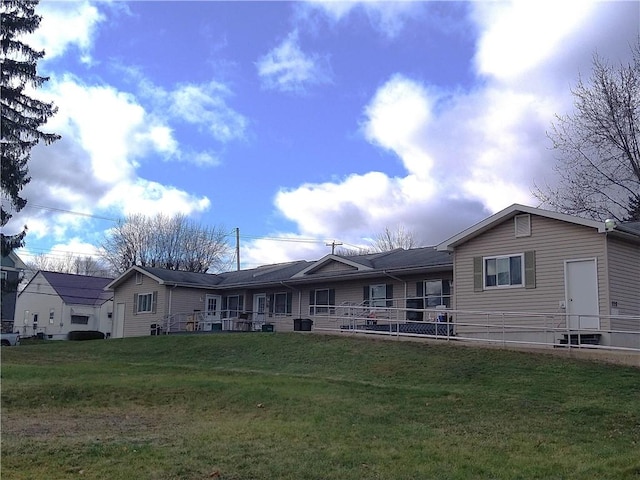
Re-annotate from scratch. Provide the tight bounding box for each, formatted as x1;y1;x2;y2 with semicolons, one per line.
421;280;452;308
309;289;335;315
366;284;394;308
272;292;292;316
137;292;154;313
484;254;523;288
224;295;242;318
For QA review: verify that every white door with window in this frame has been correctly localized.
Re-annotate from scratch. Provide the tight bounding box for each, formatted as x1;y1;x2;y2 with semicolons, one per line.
565;259;599;330
253;294;267;326
205;295;222;323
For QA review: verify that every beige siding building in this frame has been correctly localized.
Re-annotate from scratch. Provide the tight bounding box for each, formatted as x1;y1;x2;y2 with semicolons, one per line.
437;204;640;347
106;204;639;349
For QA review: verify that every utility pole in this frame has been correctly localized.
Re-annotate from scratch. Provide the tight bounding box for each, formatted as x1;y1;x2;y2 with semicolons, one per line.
325;240;342;255
236;227;240;271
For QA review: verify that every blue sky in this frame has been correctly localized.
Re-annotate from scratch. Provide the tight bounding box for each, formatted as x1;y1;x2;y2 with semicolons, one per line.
8;0;639;269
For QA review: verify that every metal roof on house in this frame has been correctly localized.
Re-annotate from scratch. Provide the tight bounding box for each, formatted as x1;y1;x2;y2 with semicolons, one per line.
39;271;114;306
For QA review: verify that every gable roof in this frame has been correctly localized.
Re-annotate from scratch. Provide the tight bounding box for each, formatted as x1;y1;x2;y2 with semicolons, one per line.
1;251;27;271
36;271;114;306
106;247;452;292
105;265;226;290
436;204;612;251
292;254;374;278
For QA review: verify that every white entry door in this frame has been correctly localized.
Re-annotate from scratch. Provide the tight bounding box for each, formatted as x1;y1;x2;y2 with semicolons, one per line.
253;294;267;325
115;303;125;338
205;295;222;322
565;259;599;330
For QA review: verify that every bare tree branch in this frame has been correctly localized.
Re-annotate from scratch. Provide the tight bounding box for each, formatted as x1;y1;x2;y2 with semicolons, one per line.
100;214;231;274
533;40;640;221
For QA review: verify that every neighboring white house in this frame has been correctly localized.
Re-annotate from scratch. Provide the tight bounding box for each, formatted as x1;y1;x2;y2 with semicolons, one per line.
15;271;114;340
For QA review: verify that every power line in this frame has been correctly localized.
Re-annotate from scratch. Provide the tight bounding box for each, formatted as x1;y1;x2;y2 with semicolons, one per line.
23;204;119;222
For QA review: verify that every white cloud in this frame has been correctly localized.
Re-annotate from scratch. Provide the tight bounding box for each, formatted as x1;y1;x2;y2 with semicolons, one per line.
31;0;105;63
5;75;212;245
303;0;423;38
168;82;248;142
472;2;596;83
266;2;638;257
99;179;211;217
257;31;332;93
363;75;436;179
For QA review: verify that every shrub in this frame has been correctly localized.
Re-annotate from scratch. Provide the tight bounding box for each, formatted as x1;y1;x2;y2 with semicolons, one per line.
67;331;105;341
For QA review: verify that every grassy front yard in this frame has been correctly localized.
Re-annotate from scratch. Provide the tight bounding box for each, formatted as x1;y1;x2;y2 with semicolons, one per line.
2;333;639;479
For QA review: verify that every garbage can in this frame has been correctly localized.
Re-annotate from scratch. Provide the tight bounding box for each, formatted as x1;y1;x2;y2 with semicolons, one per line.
300;318;313;331
293;318;302;331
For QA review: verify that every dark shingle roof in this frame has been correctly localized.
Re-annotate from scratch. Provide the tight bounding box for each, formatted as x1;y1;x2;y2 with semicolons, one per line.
132;247;451;290
618;221;640;236
140;266;225;287
40;271;114;306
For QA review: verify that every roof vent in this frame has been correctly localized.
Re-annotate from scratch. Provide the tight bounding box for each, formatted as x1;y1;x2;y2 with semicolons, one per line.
515;214;531;237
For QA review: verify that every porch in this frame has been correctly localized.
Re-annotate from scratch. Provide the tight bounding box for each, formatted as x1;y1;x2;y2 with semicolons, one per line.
163;311;274;334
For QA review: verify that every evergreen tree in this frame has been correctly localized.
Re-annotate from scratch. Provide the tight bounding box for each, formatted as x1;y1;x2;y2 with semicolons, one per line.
625;195;640;221
1;0;60;256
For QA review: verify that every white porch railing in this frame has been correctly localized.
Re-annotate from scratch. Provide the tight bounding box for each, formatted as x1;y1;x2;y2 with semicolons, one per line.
306;306;640;353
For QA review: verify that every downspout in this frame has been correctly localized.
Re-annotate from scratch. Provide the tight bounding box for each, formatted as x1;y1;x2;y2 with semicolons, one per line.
167;284;178;333
383;271;407;324
383;271;406;305
280;281;302;318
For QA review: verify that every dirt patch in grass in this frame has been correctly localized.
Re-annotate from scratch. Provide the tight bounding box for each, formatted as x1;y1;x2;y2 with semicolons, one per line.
1;407;177;444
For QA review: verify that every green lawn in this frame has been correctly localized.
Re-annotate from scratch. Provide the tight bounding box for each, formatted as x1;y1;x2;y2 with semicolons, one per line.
2;333;639;480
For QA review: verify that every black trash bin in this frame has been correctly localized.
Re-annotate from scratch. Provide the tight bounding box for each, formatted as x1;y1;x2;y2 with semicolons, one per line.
293;318;302;331
300;318;313;331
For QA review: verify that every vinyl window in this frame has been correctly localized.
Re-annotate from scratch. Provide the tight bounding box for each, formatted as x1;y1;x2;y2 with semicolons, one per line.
133;292;157;314
484;254;523;288
309;289;335;315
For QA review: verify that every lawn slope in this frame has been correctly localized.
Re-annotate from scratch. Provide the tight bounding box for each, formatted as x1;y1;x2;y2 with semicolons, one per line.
2;333;639;480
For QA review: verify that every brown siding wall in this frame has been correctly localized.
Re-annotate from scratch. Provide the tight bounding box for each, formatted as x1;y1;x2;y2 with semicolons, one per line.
453;215;608;329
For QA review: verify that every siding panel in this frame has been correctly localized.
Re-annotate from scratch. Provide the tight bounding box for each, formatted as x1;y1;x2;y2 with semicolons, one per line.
454;215;608;329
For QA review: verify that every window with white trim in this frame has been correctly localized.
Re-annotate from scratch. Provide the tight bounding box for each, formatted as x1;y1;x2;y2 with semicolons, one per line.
137;292;154;313
309;289;335;315
484;254;523;288
135;272;143;285
223;294;243;318
49;309;55;324
369;284;388;307
422;280;452;308
272;292;292;316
